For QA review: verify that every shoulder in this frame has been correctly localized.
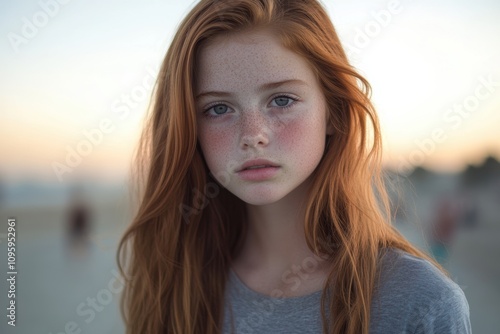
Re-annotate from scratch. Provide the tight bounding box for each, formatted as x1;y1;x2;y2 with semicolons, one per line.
375;248;455;293
369;248;471;334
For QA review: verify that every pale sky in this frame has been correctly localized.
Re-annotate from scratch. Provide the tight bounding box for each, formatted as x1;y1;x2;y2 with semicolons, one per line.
1;0;499;183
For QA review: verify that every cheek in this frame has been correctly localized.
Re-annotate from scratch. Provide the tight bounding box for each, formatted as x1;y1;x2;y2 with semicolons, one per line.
199;127;232;168
276;116;325;153
276;119;303;149
275;115;326;177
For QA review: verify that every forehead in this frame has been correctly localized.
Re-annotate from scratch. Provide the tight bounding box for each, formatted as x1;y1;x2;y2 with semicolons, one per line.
195;30;316;93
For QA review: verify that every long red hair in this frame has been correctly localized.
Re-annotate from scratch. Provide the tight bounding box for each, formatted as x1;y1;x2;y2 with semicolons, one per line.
117;0;445;333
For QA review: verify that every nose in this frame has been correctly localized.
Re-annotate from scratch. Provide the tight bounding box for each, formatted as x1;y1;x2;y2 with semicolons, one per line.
239;110;270;150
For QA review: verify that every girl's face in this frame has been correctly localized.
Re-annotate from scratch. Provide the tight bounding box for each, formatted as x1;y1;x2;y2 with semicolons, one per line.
195;30;332;205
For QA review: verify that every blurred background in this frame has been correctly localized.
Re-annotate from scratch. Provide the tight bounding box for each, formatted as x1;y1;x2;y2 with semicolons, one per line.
0;0;499;333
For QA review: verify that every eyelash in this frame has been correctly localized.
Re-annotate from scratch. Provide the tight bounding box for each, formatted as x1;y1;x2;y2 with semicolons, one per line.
202;94;299;118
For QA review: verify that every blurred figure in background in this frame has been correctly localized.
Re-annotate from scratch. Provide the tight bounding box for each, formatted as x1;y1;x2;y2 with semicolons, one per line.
428;196;460;265
66;185;92;257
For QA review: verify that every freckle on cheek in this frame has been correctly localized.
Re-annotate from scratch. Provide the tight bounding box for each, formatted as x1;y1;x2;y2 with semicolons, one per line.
203;129;230;164
278;120;303;147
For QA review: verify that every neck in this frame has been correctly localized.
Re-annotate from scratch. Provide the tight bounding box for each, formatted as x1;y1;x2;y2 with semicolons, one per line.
234;176;325;274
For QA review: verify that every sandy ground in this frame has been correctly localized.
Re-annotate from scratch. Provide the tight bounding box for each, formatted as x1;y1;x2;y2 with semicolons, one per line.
0;201;129;334
0;195;498;334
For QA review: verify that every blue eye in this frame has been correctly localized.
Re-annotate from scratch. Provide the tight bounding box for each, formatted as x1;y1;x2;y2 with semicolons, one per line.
202;94;298;118
213;105;228;115
272;95;296;108
202;104;229;117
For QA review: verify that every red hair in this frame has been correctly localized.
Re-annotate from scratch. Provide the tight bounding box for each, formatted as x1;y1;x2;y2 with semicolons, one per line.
117;1;445;333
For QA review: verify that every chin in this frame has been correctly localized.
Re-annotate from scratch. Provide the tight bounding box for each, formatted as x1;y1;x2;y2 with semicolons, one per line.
240;198;278;206
234;189;288;206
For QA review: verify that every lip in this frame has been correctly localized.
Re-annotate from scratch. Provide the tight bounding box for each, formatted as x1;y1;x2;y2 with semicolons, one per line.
236;159;280;172
237;166;280;181
236;159;281;181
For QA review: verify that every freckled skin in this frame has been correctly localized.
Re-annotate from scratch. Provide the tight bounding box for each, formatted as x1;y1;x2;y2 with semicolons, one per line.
195;30;332;205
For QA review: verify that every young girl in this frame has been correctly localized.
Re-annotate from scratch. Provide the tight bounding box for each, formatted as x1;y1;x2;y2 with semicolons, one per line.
117;0;471;333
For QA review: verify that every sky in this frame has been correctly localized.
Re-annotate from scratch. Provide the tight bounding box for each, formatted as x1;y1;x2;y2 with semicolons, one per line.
1;0;499;184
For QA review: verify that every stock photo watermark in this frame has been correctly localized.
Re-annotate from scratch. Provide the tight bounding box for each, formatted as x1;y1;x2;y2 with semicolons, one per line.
48;268;124;334
51;64;159;182
179;157;243;224
344;0;405;58
5;218;17;327
7;0;73;53
179;155;265;224
231;251;331;333
396;74;499;174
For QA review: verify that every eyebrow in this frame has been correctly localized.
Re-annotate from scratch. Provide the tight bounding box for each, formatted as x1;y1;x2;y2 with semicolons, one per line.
195;79;307;100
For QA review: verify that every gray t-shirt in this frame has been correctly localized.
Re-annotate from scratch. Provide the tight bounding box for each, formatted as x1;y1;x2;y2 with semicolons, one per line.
222;248;471;333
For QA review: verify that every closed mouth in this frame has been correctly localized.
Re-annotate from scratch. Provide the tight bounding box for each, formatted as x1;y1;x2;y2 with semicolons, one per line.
243;165;276;170
237;159;280;172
